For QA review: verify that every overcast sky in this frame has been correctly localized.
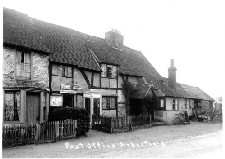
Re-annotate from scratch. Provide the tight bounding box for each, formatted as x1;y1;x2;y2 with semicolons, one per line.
3;0;225;99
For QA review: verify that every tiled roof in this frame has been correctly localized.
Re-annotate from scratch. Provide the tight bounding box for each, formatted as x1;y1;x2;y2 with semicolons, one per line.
88;36;162;78
3;8;101;71
87;36;183;97
4;8;213;100
180;84;214;101
161;77;214;101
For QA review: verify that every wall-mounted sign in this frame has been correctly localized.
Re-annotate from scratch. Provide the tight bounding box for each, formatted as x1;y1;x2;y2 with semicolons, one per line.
50;96;63;107
72;84;83;90
83;90;102;98
60;90;77;94
60;84;71;90
108;93;118;96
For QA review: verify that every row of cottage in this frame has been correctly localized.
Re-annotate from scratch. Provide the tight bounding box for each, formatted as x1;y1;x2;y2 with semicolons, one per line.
3;8;214;126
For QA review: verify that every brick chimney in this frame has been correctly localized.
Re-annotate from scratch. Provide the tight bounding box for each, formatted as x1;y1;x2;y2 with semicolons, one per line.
105;29;124;49
168;59;177;90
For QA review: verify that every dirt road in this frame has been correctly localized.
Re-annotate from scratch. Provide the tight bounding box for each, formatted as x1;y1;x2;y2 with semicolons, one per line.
2;122;223;158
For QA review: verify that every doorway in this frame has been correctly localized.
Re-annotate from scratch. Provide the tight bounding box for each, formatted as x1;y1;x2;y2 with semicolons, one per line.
63;94;74;107
84;97;102;127
129;98;143;116
85;98;91;115
93;98;100;115
26;92;40;124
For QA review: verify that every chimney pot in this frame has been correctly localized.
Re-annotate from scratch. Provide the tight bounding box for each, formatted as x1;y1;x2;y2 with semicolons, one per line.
170;59;174;67
168;59;177;90
105;29;124;49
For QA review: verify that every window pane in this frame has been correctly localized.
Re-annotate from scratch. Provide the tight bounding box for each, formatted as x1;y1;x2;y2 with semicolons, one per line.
25;64;31;72
16;52;22;63
52;64;58;75
107;67;112;78
173;99;175;110
67;67;72;77
21;63;24;71
4;91;20;121
111;66;117;78
65;66;68;77
16;64;22;76
101;64;107;77
175;99;178;110
110;98;115;109
24;53;31;63
62;66;67;77
21;70;25;77
106;98;111;109
77;95;83;108
160;99;164;107
25;72;31;78
102;97;107;109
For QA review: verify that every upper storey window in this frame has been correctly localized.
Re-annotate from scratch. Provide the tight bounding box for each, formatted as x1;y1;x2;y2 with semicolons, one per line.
16;52;31;79
101;64;117;78
52;64;72;78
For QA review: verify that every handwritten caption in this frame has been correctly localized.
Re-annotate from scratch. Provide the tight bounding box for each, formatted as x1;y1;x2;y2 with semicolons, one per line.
64;132;218;150
65;141;166;150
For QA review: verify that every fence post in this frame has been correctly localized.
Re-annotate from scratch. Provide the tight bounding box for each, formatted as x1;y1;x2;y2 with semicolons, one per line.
35;123;40;144
110;118;113;133
129;116;133;131
149;115;152;126
74;120;77;138
55;121;59;141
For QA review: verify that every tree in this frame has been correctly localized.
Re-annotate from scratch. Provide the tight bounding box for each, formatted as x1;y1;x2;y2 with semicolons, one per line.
218;96;222;103
121;81;136;116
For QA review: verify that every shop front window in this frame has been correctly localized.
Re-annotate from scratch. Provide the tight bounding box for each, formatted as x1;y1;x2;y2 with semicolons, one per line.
102;97;116;110
4;91;21;121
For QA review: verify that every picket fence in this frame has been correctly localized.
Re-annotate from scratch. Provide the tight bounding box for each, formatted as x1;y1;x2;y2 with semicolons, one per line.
92;115;152;133
2;119;77;148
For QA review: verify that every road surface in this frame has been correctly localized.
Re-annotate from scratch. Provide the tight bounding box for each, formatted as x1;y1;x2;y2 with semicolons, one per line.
2;122;223;158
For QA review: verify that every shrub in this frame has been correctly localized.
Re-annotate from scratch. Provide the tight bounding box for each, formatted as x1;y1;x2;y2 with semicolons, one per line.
48;107;90;136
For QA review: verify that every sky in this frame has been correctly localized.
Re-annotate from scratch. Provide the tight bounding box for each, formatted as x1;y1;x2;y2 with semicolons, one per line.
2;0;225;100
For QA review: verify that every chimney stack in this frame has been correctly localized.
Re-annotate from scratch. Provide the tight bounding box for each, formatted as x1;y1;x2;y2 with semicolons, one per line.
168;59;177;90
105;29;124;49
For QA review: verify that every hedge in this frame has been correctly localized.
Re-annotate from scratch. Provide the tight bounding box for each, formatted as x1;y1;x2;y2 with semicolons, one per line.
48;107;90;137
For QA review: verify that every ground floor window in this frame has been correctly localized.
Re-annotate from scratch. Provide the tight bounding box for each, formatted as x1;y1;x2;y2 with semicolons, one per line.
63;94;74;107
102;97;116;110
50;95;63;107
189;100;191;109
74;94;83;108
172;99;179;110
4;91;21;121
160;98;164;108
185;99;187;109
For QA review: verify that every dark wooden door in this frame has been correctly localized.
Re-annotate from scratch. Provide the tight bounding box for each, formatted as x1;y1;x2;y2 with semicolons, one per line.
85;98;91;115
26;93;40;124
93;98;100;115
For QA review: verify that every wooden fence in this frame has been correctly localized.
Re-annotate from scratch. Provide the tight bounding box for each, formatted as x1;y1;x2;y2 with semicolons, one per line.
2;124;37;148
92;115;113;133
3;119;77;148
92;115;152;133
